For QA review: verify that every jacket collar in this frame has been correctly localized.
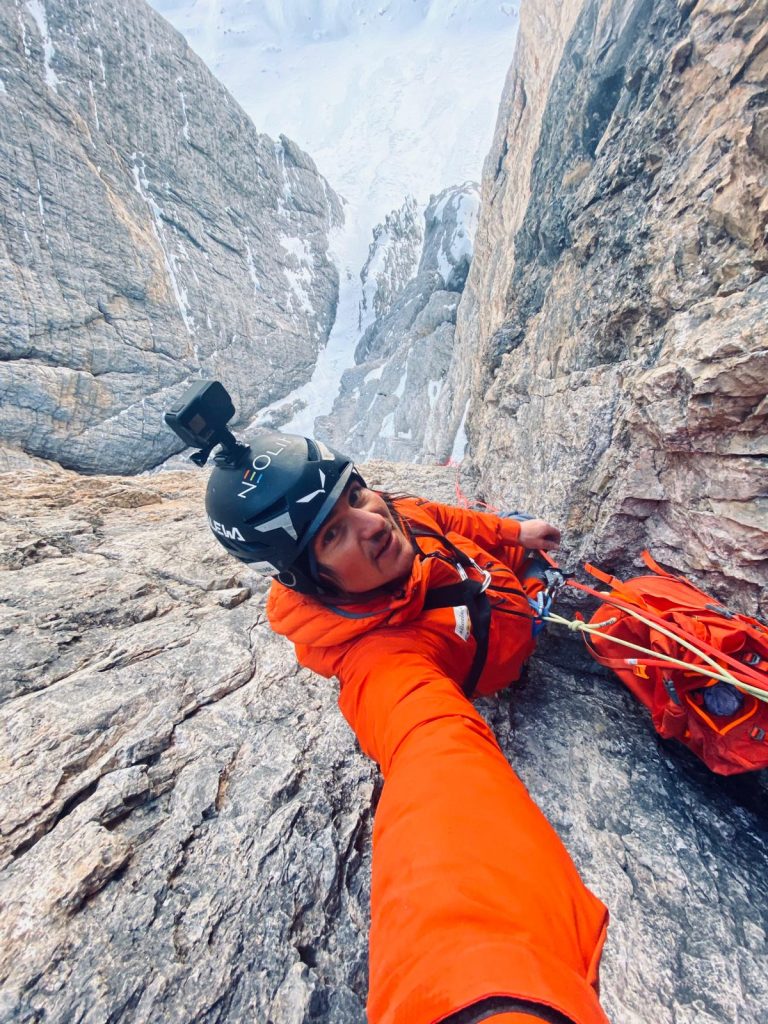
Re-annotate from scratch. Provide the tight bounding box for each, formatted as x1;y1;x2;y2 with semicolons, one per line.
266;545;433;647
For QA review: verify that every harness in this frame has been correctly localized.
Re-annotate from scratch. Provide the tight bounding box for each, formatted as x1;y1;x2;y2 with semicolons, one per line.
325;520;558;699
411;525;532;698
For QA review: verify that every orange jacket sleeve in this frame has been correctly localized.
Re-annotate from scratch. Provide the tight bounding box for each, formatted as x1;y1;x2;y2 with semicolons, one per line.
337;635;609;1024
406;498;522;563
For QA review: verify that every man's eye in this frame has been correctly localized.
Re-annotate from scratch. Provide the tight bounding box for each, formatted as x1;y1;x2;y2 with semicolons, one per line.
349;486;363;506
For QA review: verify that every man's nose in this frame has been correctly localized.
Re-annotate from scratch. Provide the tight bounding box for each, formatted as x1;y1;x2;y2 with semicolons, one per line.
351;508;387;540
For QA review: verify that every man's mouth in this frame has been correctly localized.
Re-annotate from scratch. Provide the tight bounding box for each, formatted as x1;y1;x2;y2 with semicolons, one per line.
376;530;394;560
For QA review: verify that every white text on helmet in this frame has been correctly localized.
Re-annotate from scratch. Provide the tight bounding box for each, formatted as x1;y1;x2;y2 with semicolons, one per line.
209;516;245;541
252;438;291;472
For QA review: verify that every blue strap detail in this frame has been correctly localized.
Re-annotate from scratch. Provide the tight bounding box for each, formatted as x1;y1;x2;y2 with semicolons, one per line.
528;588;554;637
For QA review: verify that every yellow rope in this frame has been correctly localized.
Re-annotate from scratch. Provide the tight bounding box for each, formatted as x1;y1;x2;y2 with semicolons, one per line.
599;600;741;685
545;611;768;704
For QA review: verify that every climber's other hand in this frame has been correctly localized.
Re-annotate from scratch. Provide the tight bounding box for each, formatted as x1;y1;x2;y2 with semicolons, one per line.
518;520;561;551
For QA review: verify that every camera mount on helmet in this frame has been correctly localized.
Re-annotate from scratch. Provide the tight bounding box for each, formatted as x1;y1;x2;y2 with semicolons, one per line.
163;379;361;596
164;380;249;467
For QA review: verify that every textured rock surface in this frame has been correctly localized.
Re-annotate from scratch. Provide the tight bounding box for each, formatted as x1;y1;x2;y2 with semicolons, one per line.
318;184;480;462
0;461;376;1023
357;195;422;334
1;460;766;1023
0;0;341;475
446;0;768;614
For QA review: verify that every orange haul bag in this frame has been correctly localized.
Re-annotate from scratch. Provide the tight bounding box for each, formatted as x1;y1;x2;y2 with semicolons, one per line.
571;551;768;775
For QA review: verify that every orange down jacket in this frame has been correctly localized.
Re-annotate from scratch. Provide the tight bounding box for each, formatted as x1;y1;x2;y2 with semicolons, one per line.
267;497;609;1024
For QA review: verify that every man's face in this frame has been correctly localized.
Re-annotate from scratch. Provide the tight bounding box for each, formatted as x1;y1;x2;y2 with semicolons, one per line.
311;481;414;594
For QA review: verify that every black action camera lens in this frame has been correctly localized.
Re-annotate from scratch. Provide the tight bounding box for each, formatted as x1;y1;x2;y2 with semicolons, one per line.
164;380;248;467
165;381;235;449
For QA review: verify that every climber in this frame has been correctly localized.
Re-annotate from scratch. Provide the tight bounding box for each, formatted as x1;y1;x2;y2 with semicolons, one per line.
165;381;610;1024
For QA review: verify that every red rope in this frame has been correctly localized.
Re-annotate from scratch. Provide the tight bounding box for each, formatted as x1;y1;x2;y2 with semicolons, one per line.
447;462;502;514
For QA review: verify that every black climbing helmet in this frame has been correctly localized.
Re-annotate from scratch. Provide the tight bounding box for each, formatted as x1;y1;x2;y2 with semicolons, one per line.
164;380;363;596
204;432;361;594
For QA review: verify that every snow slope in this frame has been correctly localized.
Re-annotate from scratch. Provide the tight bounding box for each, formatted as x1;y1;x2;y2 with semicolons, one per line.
148;0;519;433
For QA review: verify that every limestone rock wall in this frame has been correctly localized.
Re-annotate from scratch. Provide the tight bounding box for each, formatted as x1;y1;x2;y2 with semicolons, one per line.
1;458;766;1023
357;195;423;334
0;0;342;475
0;461;375;1022
319;183;480;462
3;1;768;1021
450;0;768;613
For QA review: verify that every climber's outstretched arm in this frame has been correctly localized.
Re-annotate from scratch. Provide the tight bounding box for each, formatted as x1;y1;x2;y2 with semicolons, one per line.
338;639;609;1024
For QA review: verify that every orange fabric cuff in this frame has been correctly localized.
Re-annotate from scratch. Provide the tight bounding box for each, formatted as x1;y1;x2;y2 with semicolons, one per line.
498;516;522;546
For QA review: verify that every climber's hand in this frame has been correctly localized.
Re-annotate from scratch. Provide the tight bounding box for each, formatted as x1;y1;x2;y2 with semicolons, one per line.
518;519;561;551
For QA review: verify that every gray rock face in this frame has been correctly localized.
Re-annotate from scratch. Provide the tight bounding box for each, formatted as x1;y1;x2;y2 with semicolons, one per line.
0;0;342;475
318;183;480;462
357;195;422;332
445;0;768;614
0;461;375;1023
3;1;767;1022
1;459;766;1023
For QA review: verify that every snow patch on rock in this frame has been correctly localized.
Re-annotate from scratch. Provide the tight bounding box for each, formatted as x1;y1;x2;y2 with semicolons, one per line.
316;182;479;462
26;0;59;92
148;0;520;430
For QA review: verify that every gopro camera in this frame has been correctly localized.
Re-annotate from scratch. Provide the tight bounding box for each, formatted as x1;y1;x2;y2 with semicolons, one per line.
164;380;249;466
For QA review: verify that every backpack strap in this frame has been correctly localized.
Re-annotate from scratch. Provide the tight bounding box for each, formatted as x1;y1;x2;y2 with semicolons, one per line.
641;549;677;578
423;580;492;698
409;525;495;698
577;578;768;691
583;562;623;588
640;549;732;607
